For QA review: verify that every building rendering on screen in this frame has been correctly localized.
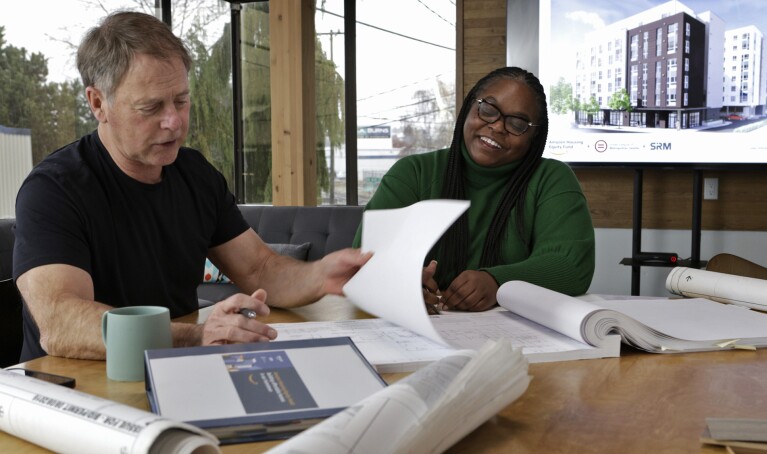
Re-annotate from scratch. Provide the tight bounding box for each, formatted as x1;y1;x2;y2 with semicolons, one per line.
572;1;767;129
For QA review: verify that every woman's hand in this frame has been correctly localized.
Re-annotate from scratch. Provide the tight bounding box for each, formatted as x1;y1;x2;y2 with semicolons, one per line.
441;270;499;312
202;289;277;345
421;260;442;312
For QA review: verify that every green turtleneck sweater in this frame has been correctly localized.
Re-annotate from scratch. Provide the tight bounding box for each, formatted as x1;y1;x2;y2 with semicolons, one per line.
353;147;595;296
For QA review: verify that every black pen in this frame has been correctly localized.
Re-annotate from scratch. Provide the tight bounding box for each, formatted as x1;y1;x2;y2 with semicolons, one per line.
238;308;257;319
422;286;442;315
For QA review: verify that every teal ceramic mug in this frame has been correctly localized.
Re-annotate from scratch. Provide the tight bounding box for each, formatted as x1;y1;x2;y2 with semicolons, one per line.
101;306;172;381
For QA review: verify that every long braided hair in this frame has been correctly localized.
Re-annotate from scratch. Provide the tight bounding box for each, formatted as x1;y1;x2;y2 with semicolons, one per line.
430;67;549;289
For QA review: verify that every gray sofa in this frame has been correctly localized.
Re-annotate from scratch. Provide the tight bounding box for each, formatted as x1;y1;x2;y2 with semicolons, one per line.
1;205;364;302
1;218;22;367
0;219;14;284
198;205;364;302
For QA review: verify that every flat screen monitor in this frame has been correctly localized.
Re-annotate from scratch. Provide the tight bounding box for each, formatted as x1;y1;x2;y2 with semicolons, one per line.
511;0;767;168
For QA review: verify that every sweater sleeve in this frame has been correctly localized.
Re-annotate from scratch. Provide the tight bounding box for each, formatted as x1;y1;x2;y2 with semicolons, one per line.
481;161;596;296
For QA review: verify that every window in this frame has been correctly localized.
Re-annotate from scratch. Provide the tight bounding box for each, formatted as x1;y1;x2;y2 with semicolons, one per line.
655;61;662;106
667;58;677;83
656;28;662;56
334;0;456;204
630;34;638;61
666;59;677;106
0;0;236;208
0;1;456;207
630;65;638;104
667;23;678;53
667;91;676;105
642;31;648;59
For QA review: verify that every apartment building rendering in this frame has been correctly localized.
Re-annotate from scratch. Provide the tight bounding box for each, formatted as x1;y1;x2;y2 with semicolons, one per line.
723;25;767;118
572;1;767;129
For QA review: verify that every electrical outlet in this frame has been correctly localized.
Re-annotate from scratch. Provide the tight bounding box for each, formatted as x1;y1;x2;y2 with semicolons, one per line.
704;178;718;200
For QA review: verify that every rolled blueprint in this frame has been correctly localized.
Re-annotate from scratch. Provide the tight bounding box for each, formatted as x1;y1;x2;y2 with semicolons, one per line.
666;267;767;311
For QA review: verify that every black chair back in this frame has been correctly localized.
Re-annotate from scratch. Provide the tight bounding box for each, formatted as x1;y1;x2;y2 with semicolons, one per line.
0;278;23;367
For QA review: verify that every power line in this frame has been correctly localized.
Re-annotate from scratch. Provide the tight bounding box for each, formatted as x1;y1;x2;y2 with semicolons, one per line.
357;73;450;102
363;105;457;129
416;0;455;27
316;7;454;52
359;93;456;119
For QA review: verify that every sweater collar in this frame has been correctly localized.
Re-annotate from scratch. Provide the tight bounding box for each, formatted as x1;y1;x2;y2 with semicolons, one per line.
461;142;522;185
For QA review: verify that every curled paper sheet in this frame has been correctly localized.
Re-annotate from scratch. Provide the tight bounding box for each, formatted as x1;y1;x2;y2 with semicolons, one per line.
666;267;767;311
266;339;530;454
343;200;470;345
0;369;220;454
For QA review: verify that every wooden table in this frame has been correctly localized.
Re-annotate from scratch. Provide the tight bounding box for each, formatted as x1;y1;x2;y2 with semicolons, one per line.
3;296;766;453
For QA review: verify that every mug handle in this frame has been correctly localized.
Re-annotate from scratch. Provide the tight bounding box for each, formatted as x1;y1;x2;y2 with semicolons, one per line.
101;311;110;347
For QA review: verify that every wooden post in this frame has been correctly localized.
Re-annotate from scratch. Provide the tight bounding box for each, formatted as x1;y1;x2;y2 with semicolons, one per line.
269;0;316;206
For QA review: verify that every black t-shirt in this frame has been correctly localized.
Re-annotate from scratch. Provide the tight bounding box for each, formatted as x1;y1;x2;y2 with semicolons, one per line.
13;131;248;361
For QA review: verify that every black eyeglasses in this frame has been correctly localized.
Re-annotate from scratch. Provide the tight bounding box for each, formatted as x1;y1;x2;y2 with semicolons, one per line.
475;98;539;136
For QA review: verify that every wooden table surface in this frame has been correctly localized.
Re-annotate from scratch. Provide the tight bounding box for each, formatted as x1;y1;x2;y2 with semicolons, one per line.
3;296;765;453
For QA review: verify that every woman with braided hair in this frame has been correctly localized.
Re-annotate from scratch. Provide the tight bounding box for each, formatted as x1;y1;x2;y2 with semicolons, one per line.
353;66;595;311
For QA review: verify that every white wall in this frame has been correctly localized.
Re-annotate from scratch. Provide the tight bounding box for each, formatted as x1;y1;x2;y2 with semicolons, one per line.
0;126;33;219
589;228;767;296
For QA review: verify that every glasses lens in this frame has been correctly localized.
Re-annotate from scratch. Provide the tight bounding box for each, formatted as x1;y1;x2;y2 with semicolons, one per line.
505;116;530;135
477;101;500;123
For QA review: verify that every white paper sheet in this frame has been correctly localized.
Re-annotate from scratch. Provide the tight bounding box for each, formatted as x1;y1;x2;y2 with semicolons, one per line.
343;200;470;345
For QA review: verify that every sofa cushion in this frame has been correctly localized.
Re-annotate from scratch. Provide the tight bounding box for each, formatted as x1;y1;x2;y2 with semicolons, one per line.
201;242;311;283
203;258;232;284
198;241;314;305
267;242;312;260
238;205;363;261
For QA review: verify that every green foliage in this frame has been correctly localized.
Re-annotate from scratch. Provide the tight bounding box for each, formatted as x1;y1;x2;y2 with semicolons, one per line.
201;3;344;204
2;1;345;206
186;20;235;188
608;88;633;112
315;31;346;201
572;97;582;112
583;95;601;115
241;4;273;204
0;27;96;165
549;78;574;115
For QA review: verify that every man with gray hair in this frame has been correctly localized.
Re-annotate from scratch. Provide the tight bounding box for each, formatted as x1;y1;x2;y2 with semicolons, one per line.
13;11;370;361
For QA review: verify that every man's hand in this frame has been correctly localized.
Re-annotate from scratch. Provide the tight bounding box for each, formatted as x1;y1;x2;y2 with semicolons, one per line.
441;270;499;312
201;289;277;345
318;248;373;295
